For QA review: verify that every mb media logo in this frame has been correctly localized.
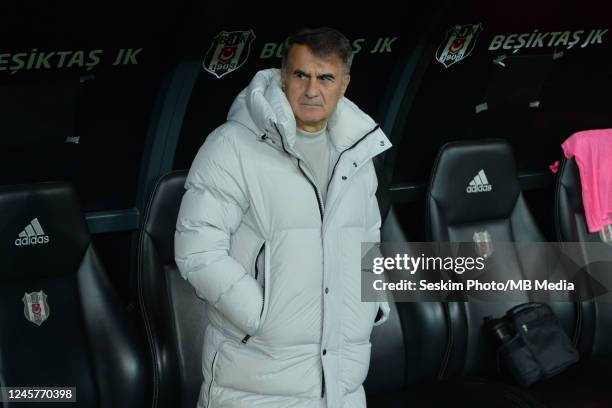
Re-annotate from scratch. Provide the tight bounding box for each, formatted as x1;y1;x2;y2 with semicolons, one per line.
466;169;493;193
15;218;50;246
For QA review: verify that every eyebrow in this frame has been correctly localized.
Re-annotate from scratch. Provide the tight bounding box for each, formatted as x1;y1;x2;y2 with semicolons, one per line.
293;69;336;80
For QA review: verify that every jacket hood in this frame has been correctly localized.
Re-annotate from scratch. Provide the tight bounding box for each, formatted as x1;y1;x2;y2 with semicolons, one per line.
227;68;390;155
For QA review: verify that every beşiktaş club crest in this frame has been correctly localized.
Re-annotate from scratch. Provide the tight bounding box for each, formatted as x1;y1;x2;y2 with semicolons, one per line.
473;230;494;258
203;29;256;79
23;290;50;326
436;24;483;68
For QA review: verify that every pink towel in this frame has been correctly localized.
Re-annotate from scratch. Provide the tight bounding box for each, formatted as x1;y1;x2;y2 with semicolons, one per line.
562;129;612;233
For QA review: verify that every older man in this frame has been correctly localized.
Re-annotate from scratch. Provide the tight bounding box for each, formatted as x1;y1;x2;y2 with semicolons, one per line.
175;27;391;408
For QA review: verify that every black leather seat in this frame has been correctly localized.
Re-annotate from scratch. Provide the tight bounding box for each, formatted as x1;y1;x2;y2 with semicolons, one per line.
427;139;576;374
366;208;450;407
556;157;612;367
555;158;604;357
555;158;601;245
0;182;145;408
137;170;208;408
367;208;547;408
426;140;611;407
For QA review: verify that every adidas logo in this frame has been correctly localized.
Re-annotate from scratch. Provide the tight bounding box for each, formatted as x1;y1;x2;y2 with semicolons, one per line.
466;169;493;193
14;218;50;246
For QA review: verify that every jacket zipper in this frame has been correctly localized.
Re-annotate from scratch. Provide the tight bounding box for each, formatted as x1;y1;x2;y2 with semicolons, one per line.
268;124;381;217
242;242;266;345
321;369;326;398
270;123;380;399
298;161;324;220
325;125;380;202
206;351;219;408
270;125;324;219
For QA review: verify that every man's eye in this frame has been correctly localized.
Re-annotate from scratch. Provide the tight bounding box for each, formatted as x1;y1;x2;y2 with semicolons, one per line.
295;72;305;78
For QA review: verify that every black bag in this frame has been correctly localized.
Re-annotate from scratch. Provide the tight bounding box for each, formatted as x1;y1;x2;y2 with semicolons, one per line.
483;302;579;386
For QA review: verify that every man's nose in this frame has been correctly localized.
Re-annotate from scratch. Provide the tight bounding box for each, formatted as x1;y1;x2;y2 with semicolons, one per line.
305;77;319;98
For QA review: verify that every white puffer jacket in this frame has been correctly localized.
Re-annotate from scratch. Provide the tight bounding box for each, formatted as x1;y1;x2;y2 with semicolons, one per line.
175;68;391;408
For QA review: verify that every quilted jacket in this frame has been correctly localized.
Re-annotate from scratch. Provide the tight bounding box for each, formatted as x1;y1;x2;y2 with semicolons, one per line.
175;68;391;408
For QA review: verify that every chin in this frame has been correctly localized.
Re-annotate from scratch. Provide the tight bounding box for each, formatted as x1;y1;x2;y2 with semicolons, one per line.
297;114;323;124
301;108;328;119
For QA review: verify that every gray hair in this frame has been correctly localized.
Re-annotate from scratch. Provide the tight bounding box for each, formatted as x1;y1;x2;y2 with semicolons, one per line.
281;27;353;75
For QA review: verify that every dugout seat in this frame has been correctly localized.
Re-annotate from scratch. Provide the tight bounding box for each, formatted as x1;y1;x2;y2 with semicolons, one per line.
137;170;209;408
0;182;146;408
555;157;612;363
366;206;546;408
426;139;612;407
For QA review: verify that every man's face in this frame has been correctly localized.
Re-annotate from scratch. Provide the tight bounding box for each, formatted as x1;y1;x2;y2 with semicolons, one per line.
281;44;350;132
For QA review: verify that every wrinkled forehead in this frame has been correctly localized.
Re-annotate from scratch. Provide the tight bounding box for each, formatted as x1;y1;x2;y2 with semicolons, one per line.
286;44;345;74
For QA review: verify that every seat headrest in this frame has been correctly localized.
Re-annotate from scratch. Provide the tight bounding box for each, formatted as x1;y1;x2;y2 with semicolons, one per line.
142;170;187;264
428;139;521;225
0;182;90;280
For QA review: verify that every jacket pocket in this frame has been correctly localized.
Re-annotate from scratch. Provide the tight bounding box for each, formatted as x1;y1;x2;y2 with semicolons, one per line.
255;241;272;335
206;350;219;408
254;241;265;316
242;240;271;343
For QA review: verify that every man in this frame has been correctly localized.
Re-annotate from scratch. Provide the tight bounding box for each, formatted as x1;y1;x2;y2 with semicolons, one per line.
175;27;391;408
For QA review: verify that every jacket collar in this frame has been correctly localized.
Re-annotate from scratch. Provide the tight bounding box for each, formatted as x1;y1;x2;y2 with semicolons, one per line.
227;68;391;162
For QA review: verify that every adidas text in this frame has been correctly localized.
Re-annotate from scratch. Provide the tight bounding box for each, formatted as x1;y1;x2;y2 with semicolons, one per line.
15;236;50;246
466;184;493;193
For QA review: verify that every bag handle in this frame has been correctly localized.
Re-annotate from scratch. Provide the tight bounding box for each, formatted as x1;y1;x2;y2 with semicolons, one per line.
505;302;545;317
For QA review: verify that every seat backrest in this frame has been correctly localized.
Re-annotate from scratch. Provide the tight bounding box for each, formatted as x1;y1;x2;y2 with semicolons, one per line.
0;182;145;408
556;158;601;243
365;207;451;397
138;170;208;408
556;157;612;358
426;139;577;378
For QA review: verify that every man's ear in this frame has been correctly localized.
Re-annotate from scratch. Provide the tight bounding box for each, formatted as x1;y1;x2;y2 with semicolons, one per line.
340;74;351;97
